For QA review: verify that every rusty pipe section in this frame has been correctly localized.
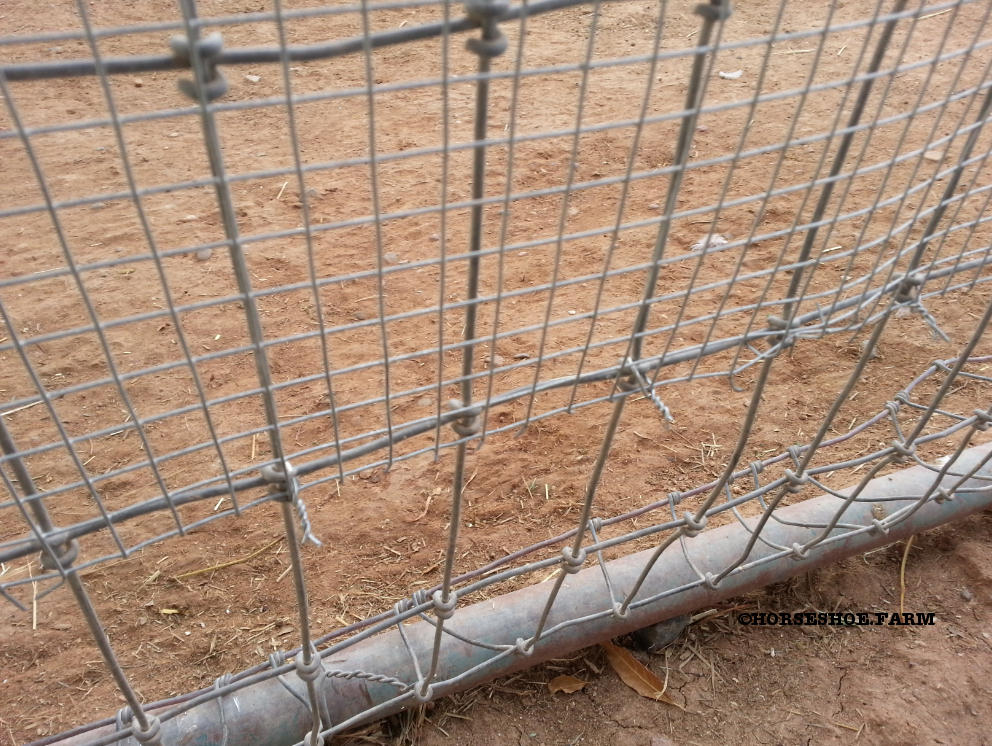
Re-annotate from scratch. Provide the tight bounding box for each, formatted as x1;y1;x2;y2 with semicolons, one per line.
53;443;992;746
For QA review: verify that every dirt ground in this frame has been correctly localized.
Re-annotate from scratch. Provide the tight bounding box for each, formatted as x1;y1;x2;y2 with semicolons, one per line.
1;1;992;745
404;509;992;746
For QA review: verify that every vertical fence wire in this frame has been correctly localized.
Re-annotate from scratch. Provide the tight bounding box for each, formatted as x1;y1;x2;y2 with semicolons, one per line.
358;0;397;467
480;1;528;443
272;0;347;487
421;0;509;693
724;0;870;378
853;33;992;327
819;0;978;326
567;0;669;410
520;0;602;429
176;1;326;740
2;1;992;743
433;0;454;458
779;0;910;325
0;58;164;736
528;0;732;645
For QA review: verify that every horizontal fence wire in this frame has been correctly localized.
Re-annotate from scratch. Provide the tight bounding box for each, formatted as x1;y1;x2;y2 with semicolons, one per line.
2;0;992;743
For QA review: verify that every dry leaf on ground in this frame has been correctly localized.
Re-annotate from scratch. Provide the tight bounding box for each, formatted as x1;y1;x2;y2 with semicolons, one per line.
600;640;683;708
548;674;588;694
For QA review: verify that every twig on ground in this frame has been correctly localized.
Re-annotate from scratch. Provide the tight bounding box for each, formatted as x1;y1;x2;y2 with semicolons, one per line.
172;538;281;581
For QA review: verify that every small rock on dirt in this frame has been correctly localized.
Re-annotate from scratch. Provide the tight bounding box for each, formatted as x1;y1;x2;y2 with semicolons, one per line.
632;613;691;653
690;233;730;252
650;736;678;746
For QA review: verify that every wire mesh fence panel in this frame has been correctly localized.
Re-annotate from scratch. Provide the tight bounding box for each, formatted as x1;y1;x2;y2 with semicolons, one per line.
1;0;991;743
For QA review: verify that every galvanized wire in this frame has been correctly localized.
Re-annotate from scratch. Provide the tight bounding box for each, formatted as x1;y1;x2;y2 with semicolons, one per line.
3;0;992;743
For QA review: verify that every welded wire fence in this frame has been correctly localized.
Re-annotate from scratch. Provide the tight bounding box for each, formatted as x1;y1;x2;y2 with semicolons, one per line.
2;0;992;743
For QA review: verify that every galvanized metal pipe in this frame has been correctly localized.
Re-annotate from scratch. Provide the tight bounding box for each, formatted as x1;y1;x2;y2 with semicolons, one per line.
52;442;992;746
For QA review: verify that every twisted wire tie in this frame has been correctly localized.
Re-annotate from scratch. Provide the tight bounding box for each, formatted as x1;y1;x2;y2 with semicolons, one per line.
261;460;322;547
619;359;674;424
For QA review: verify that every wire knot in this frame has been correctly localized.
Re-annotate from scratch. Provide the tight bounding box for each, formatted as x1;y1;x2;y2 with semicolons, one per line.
413;680;434;702
560;546;586;574
464;0;509;58
749;462;764;483
783;468;808;493
39;537;79;572
890;439;915;464
682;512;707;538
132;715;163;745
766;314;796;350
973;409;992;431
447;399;482;438
117;708;161;746
617;372;640;393
894;272;923;304
513;637;534;656
170;31;228;101
884;400;902;420
431;589;457;620
295;648;325;683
